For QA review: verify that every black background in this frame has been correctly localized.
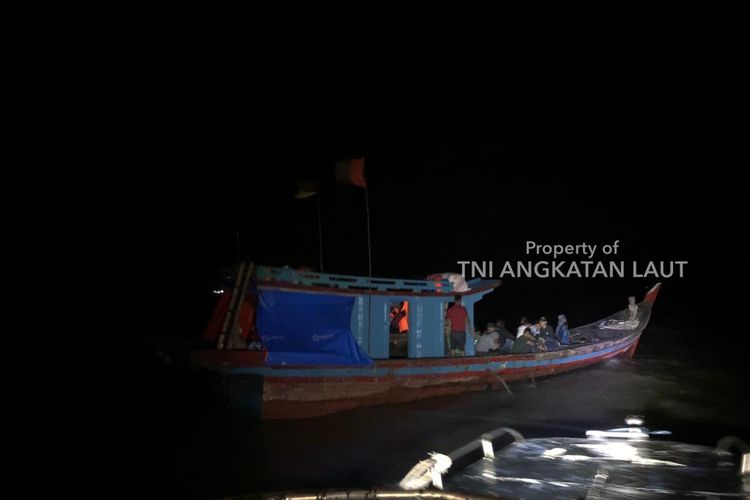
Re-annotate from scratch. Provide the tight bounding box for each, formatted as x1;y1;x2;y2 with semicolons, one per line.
139;3;748;344
130;4;750;497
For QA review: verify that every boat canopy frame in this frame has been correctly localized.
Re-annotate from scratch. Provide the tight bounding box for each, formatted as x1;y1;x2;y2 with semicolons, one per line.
257;265;501;359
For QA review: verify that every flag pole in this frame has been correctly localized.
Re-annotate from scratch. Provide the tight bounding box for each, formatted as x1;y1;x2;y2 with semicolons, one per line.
317;192;324;272
363;164;373;352
364;182;372;279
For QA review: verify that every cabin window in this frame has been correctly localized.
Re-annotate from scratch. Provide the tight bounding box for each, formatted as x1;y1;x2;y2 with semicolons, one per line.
389;301;409;358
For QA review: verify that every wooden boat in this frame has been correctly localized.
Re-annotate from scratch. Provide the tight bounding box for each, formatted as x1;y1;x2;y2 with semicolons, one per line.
190;264;661;419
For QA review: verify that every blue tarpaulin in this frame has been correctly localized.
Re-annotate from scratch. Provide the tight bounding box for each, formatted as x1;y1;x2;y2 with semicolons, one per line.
258;290;373;365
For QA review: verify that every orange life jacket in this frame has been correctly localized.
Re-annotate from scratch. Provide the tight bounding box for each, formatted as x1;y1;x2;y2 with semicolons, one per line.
398;301;409;333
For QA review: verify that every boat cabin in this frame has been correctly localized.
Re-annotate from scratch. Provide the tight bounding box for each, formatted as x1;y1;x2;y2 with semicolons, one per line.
207;264;500;365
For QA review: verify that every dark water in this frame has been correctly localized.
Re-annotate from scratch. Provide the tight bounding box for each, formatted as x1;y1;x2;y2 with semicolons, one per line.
139;327;750;498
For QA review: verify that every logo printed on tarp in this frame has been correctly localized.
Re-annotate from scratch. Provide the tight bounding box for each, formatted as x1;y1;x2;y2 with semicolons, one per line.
262;334;285;342
312;333;335;342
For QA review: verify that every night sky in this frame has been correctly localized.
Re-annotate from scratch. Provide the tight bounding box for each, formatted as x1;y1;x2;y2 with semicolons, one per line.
131;7;750;498
140;4;748;344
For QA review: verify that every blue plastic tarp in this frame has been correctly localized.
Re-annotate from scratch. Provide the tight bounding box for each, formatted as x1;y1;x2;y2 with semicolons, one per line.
258;290;373;365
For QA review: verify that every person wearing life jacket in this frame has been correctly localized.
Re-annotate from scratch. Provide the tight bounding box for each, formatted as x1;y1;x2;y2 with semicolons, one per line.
398;301;409;333
389;302;410;333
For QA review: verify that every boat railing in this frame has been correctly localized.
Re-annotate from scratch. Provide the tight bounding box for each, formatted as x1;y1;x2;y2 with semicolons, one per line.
400;427;524;491
257;266;456;293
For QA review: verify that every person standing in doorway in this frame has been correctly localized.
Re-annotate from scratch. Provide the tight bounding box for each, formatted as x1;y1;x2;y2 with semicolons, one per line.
446;295;471;356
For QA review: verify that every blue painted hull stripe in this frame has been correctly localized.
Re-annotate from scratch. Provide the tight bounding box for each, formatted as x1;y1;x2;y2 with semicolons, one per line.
394;341;627;375
225;366;388;377
223;337;633;377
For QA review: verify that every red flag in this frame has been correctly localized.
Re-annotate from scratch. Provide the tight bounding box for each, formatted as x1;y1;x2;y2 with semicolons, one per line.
335;158;366;188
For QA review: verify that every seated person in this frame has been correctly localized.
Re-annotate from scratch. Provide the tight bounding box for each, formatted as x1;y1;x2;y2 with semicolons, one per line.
511;327;537;353
537;316;553;337
537;316;559;351
476;322;501;354
498;337;514;353
495;319;514;342
495;319;515;353
536;336;548;352
545;337;559;351
516;317;533;338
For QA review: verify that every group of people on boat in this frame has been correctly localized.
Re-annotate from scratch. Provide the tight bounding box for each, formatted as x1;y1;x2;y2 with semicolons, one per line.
446;294;571;356
476;315;571;355
506;315;571;354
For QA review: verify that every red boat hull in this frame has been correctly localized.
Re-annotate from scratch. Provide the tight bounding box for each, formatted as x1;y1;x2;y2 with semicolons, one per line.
192;331;642;420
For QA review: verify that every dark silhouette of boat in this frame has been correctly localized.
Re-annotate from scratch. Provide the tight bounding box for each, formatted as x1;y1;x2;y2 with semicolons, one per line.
191;264;661;419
